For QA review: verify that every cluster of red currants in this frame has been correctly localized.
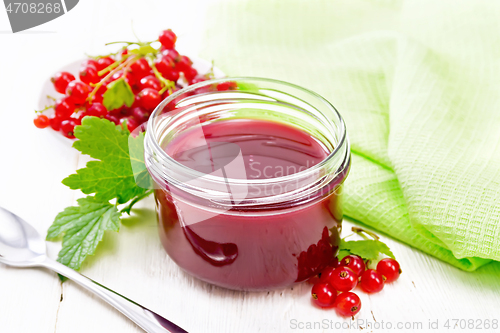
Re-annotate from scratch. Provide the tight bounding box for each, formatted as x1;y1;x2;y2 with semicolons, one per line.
310;256;401;317
33;29;212;138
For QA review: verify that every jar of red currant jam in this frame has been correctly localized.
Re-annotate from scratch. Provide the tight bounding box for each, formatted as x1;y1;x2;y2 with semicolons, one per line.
144;78;350;290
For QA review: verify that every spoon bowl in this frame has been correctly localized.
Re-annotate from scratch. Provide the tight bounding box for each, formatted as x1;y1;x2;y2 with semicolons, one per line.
0;206;187;333
0;207;46;267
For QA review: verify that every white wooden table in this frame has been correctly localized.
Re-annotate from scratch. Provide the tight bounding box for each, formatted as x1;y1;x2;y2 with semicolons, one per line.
1;1;500;332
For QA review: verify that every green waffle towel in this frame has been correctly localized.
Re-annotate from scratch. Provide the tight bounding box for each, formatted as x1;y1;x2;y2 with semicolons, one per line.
200;0;500;271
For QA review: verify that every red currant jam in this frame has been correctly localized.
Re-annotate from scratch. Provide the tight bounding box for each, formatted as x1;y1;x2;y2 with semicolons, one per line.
154;118;347;290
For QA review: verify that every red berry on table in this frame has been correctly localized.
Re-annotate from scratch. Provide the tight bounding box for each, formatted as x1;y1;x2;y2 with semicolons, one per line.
66;81;90;105
55;97;76;118
318;266;336;283
60;119;78;139
51;72;75;94
328;266;358;292
137;88;161;111
334;292;361;317
131;107;150;123
139;75;161;91
104;113;120;125
339;255;366;277
311;282;337;308
376;258;401;283
79;65;100;85
83;103;107;118
49;116;64;131
120;116;139;132
360;269;384;293
129;58;152;80
33;115;50;128
96;56;115;72
159;29;177;49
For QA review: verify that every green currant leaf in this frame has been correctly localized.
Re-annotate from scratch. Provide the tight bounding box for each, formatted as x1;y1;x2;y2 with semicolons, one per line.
62;117;147;204
102;78;135;111
46;196;120;271
339;239;395;261
337;249;351;261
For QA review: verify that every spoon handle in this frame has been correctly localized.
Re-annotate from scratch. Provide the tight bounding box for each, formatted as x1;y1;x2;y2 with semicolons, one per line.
41;258;188;333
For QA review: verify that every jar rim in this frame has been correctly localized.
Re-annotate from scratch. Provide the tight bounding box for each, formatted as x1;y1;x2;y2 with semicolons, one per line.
146;77;348;187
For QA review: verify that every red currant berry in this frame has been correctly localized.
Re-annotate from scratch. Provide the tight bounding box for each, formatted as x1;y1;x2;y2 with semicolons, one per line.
166;69;179;82
96;56;115;72
216;81;238;91
158;29;177;49
90;93;104;105
340;255;366;277
376;258;401;283
66;81;90;105
120;116;139;132
334;292;361;317
156;56;179;82
129;58;152;80
104;113;120;125
162;48;181;62
177;55;193;72
55;97;76;118
131;107;150;123
84;103;108;118
139;75;161;91
161;85;180;100
311;282;337;308
60;119;78;139
108;105;131;118
318;266;336;283
184;67;198;83
33;115;50;128
81;59;98;69
360;269;384;293
49;116;63;131
79;66;100;85
110;70;123;82
328;266;358;292
137;88;161;111
51;72;75;94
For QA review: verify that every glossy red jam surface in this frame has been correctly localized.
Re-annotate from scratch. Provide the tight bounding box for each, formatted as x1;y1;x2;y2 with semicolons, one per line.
154;119;346;290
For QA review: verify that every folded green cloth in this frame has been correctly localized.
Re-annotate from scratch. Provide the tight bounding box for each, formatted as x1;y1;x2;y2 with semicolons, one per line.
200;0;500;270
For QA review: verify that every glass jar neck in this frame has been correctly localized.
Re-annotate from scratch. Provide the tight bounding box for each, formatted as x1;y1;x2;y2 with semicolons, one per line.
145;77;350;208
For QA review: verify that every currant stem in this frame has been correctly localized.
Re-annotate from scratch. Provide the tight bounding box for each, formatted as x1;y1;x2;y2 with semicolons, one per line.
120;190;154;215
97;56;124;77
87;55;138;102
352;227;380;240
35;105;54;113
149;58;175;94
105;41;136;46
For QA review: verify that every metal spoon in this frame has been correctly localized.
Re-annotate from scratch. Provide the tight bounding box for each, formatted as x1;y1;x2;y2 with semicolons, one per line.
0;206;188;333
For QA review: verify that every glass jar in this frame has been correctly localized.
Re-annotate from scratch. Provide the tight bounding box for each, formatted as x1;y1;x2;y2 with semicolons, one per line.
144;77;350;290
